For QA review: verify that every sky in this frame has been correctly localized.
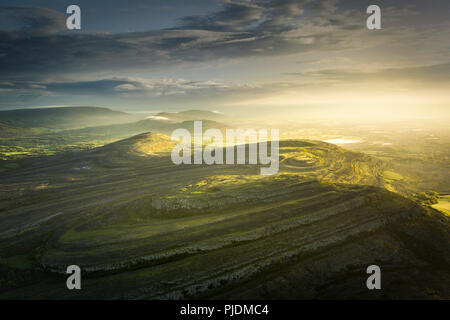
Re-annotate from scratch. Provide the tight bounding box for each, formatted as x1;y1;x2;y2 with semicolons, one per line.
0;0;449;118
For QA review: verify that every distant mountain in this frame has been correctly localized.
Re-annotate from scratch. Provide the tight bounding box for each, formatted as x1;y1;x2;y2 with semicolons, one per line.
63;119;230;141
0;106;137;130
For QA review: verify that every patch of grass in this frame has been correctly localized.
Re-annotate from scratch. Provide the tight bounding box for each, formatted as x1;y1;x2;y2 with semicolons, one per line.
0;255;33;270
0;162;20;172
180;173;309;195
432;195;450;215
383;170;403;181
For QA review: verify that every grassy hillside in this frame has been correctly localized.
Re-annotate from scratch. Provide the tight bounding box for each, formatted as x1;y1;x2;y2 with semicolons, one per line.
0;133;448;299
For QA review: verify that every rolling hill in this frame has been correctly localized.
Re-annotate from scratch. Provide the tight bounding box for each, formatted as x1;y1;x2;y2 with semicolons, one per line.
0;106;137;130
63;119;230;141
0;133;449;299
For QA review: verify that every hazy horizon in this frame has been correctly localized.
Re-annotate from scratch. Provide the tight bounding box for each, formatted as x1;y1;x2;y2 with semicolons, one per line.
0;0;449;122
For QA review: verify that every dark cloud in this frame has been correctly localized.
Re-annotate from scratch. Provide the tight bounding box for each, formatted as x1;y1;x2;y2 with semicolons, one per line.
177;1;265;31
0;1;372;81
0;6;65;35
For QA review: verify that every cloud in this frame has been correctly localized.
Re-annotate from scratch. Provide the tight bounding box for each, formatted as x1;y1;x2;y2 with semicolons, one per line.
177;1;265;31
0;77;292;109
114;83;140;91
0;0;449;110
287;62;450;84
0;6;65;36
2;61;449;109
45;77;267;96
0;0;392;81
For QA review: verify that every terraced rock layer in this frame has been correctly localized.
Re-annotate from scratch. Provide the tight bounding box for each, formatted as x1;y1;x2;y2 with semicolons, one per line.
0;135;449;299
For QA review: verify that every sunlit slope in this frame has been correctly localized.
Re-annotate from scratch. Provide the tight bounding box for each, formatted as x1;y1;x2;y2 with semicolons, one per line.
279;140;385;185
0;133;449;299
97;132;177;157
